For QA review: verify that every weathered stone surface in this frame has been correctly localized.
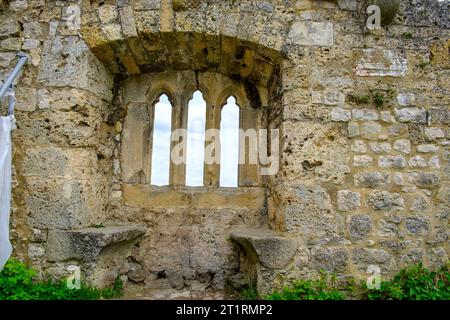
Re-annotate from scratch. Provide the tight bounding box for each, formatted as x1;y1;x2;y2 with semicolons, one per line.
355;49;407;77
417;144;438;153
0;15;20;36
378;219;398;237
368;191;404;211
407;172;440;188
310;247;348;272
278;184;343;243
393;140;411;154
337;190;361;211
397;93;416;107
348;215;372;240
354;172;390;188
424;127;445;141
288;21;334;47
409;156;427;168
121;103;151;184
353;155;373;167
331;107;351;122
46;226;146;262
26;177;107;229
352;248;392;273
429;107;450;125
379;155;406;168
394;108;427;124
230;228;297;269
352;109;379;121
405;217;430;235
370;142;391;154
38;36;113;101
351;140;366;153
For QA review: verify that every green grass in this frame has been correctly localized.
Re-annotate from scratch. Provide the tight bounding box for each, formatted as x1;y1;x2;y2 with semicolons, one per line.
258;263;449;300
365;263;450;300
265;275;345;300
0;259;123;300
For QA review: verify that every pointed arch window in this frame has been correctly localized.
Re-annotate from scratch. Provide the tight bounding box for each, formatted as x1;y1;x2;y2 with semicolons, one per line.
150;94;172;186
220;96;240;187
185;90;207;186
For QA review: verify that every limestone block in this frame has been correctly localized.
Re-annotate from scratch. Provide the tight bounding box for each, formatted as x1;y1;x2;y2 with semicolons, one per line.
26;177;107;229
417;144;438;153
397;93;416;107
38;36;113;101
353;155;373;167
355;49;407;77
279;184;343;243
352;109;379;121
405;216;430;235
230;228;297;270
121;103;151;184
430;40;450;69
0;15;20;37
0;52;16;68
354;172;390;188
393;139;411;154
367;191;404;211
310;247;348;272
23;147;98;179
407;172;440;189
288;21;334;47
15;86;37;112
394;108;427;124
379;155;406;168
348;215;372;240
337;190;361;211
352;248;392;273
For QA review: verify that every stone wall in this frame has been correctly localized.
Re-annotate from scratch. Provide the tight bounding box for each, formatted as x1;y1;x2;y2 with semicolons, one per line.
0;0;448;295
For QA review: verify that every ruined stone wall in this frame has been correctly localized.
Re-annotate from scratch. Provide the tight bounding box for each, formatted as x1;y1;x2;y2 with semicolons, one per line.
0;0;448;294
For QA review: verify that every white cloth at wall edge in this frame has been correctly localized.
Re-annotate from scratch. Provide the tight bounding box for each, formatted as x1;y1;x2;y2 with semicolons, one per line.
0;115;15;271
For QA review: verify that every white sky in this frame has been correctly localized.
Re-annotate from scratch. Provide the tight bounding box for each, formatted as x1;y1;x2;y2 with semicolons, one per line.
150;92;240;187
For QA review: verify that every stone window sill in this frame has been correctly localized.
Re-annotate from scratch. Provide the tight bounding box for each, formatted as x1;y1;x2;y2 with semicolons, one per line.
122;184;265;209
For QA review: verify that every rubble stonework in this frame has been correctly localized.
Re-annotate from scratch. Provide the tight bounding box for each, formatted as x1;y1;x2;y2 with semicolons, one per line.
0;0;448;297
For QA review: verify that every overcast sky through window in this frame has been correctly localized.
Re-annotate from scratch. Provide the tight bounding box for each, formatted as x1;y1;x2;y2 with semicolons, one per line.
150;94;172;186
220;96;240;187
150;92;240;187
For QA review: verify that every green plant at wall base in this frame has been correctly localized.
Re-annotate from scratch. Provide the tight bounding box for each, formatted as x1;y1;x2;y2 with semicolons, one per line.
265;273;345;300
402;32;413;38
264;263;449;300
373;92;385;107
348;94;370;105
365;263;450;300
0;259;123;300
241;286;258;300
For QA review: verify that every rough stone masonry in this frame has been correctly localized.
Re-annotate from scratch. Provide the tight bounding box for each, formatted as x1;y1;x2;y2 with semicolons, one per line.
0;0;448;297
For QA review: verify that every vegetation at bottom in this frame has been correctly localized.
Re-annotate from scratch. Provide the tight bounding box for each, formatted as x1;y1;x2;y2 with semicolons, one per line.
0;259;123;300
241;262;450;300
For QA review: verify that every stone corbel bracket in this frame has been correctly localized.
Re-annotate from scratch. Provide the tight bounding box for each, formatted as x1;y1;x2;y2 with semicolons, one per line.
46;225;147;287
230;228;298;296
230;228;298;270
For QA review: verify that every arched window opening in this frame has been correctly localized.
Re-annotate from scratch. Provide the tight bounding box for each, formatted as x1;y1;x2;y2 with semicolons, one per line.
150;94;172;186
186;90;207;186
220;96;240;187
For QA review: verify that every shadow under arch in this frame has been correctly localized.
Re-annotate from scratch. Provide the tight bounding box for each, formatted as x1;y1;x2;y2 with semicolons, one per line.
80;30;284;96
